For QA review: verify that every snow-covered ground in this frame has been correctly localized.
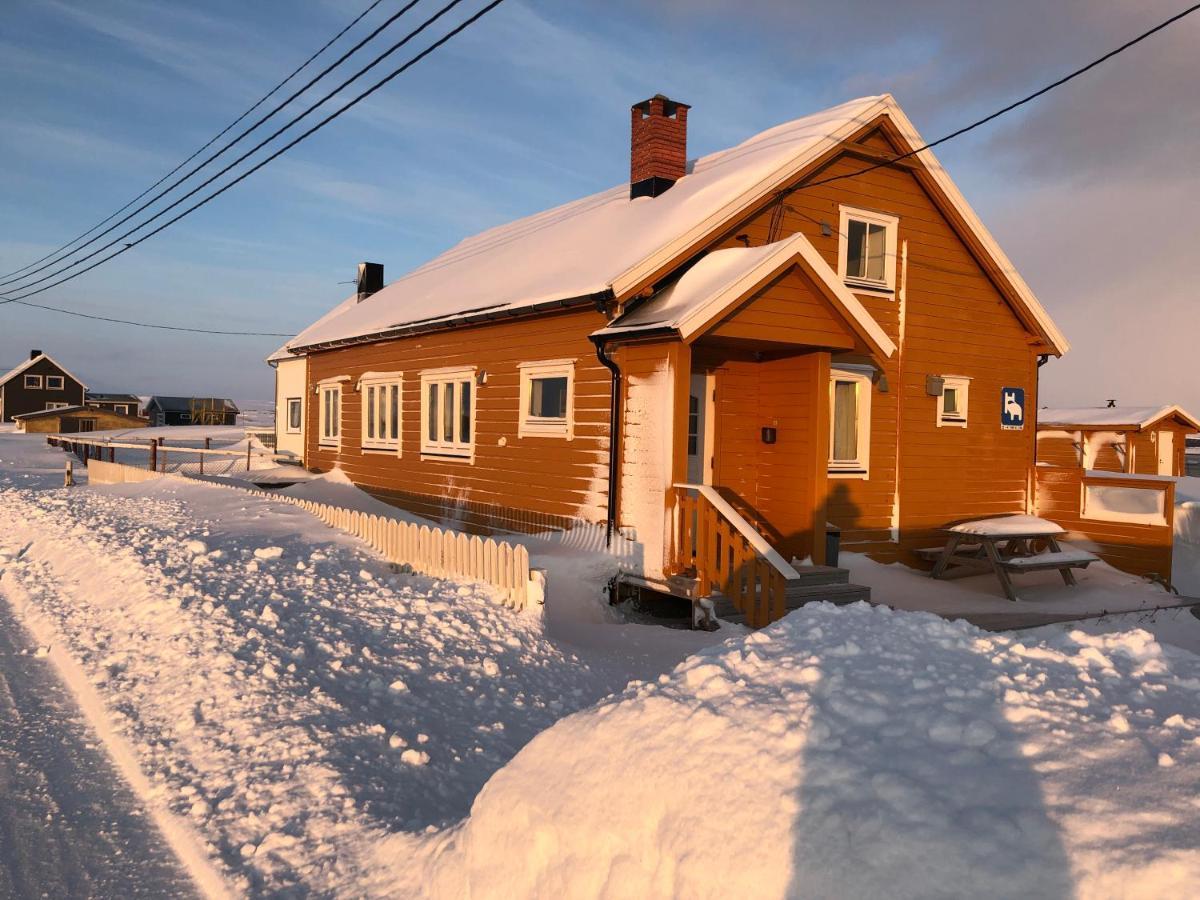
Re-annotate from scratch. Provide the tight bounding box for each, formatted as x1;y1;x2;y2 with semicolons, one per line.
2;428;1199;897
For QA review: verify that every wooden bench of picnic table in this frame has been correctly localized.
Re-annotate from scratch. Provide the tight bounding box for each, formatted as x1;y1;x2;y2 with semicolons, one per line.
924;515;1099;602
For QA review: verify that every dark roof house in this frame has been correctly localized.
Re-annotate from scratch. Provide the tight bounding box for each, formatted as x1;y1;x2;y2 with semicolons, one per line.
0;350;87;422
145;396;239;427
86;393;143;417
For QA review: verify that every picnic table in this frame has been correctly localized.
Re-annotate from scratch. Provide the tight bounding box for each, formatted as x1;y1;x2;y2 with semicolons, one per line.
923;515;1098;602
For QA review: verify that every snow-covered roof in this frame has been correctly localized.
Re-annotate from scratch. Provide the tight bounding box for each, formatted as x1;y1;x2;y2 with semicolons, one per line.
286;94;1067;357
0;353;88;391
596;234;896;358
1039;405;1200;432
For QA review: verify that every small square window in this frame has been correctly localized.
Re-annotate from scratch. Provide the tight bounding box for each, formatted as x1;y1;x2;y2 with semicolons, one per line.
839;206;899;292
937;375;970;427
46;375;65;390
24;374;42;389
519;360;575;438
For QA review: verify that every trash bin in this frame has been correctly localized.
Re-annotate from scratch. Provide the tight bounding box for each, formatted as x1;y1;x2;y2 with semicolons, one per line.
825;523;841;567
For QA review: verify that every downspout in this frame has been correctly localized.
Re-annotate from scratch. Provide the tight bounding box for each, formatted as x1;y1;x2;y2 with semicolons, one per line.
592;336;622;548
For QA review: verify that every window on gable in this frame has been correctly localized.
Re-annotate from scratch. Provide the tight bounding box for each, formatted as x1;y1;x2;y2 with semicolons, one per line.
839;206;899;292
421;368;474;458
286;398;302;434
24;374;42;389
937;375;970;428
360;377;401;452
46;375;64;390
319;383;342;446
828;368;872;477
518;360;574;438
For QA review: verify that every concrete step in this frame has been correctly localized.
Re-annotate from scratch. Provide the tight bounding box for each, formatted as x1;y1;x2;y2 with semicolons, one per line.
784;581;870;609
788;564;850;587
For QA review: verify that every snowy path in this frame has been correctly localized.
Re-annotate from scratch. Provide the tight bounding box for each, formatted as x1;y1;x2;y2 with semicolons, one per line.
0;596;199;898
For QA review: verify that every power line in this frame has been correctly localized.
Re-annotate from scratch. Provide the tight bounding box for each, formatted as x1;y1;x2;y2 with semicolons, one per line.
0;0;388;284
0;0;476;303
0;0;510;336
790;2;1200;194
0;0;424;290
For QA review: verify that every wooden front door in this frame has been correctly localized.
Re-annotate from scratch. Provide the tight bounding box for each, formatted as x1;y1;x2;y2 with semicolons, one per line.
1158;431;1175;476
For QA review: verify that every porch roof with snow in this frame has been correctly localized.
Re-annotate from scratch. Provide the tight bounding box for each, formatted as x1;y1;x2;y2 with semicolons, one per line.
284;94;1068;356
1038;406;1200;433
592;234;896;358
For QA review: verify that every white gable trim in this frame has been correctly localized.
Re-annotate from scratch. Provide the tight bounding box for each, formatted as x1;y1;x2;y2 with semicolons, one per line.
0;353;89;391
676;233;897;358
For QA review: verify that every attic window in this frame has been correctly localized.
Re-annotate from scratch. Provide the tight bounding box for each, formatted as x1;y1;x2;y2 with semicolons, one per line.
839;206;898;292
24;374;42;389
46;375;64;390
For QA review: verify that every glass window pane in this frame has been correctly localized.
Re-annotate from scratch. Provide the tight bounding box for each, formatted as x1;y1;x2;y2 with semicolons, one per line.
831;380;858;461
530;376;568;418
377;385;386;440
846;219;866;278
322;393;328;438
865;222;886;281
943;387;959;415
290;400;301;430
367;386;376;439
460;381;471;444
443;382;455;442
390;385;399;441
427;383;437;442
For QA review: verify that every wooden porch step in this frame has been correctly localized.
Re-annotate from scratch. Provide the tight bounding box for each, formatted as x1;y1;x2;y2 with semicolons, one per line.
788;564;851;587
783;581;871;609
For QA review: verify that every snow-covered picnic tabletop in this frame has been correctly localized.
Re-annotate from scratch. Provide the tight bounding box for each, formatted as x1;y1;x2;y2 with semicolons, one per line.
2;428;1199;898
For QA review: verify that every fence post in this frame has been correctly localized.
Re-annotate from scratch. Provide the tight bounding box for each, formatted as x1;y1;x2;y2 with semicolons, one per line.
246;440;251;471
108;445;115;463
64;459;74;488
149;440;157;472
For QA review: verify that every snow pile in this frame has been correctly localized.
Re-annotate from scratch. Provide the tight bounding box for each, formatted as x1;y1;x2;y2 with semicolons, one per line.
387;602;1200;899
1173;476;1200;596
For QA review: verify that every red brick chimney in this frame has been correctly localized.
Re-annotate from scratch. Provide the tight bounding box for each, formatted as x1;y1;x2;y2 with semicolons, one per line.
630;94;689;199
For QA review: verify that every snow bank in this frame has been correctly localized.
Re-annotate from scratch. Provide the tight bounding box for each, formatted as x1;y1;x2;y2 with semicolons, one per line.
1173;477;1200;596
387;603;1200;899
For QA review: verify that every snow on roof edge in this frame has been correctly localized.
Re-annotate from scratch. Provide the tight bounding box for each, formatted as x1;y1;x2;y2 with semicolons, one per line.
1038;405;1200;431
0;353;89;391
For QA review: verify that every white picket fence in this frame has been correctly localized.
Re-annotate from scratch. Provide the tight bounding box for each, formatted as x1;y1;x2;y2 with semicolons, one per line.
85;460;540;609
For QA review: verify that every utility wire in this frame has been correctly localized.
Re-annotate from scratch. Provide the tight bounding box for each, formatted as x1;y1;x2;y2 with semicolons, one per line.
0;0;509;336
0;0;388;284
789;1;1200;194
1;0;1189;335
0;0;424;290
0;0;469;301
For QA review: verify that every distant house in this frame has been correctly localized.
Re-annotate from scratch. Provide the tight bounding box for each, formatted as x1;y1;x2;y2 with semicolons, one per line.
1037;405;1200;476
86;392;143;418
145;396;239;427
0;350;87;423
13;405;147;434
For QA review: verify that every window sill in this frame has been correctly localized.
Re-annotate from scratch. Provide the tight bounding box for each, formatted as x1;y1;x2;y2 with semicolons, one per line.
829;469;869;480
938;419;968;429
843;280;895;297
519;420;572;439
421;449;473;463
361;446;400;455
318;441;340;449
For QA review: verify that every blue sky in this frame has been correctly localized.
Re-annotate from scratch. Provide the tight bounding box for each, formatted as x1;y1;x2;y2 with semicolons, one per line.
1;0;1196;410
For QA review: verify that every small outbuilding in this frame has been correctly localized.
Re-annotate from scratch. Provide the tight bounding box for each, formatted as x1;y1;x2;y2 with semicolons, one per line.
13;405;149;434
1037;405;1200;476
145;396;239;427
86;392;144;417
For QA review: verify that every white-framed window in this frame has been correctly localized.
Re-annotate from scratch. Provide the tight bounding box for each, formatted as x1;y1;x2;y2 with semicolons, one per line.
937;375;971;428
24;374;42;389
115;404;131;416
317;380;344;447
286;398;302;434
420;367;475;460
46;375;65;390
359;374;402;452
829;368;872;477
838;205;899;293
45;401;69;410
518;359;574;439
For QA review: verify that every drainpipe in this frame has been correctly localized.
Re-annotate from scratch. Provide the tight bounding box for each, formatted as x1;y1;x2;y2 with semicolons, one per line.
592;336;622;548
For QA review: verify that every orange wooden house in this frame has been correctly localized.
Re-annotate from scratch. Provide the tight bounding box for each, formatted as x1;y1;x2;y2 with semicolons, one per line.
277;93;1070;624
1037;405;1199;476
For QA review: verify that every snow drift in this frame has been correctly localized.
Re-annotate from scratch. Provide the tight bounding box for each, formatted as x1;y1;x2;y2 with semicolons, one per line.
387;602;1200;899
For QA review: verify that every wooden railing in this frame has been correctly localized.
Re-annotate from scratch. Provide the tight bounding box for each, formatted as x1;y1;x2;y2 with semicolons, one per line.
47;434;278;474
670;484;800;628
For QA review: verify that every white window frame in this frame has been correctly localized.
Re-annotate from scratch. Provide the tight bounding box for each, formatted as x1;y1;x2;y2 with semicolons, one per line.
518;359;575;439
838;205;899;293
46;375;65;390
420;367;476;461
828;367;872;478
24;374;42;389
936;375;971;428
285;398;303;434
45;401;69;410
115;404;131;416
358;372;403;454
316;376;348;448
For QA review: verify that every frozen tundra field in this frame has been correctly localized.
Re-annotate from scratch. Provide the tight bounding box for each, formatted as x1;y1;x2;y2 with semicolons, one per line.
1;426;1199;898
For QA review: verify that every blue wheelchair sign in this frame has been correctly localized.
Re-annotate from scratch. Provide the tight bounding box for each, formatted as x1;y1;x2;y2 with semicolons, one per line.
1001;387;1025;430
